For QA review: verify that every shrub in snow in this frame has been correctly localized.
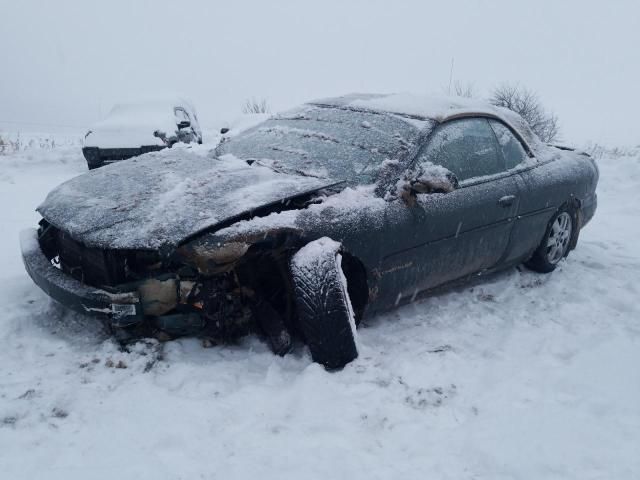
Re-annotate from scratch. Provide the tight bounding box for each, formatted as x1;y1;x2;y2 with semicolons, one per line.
452;81;476;99
489;83;559;143
242;97;270;114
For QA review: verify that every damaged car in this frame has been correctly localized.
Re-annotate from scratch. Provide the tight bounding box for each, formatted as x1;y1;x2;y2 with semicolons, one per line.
21;93;598;369
82;98;203;169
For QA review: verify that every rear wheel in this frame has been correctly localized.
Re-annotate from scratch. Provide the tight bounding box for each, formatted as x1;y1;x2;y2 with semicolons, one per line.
290;238;358;370
525;206;577;273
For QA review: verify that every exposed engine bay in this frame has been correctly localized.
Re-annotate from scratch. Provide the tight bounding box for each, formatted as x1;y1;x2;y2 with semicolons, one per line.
35;208;307;354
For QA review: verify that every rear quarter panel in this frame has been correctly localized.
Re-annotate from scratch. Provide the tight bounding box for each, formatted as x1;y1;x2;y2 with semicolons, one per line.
504;147;598;264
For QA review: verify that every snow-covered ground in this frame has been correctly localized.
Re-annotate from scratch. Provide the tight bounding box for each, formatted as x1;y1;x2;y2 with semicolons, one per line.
0;142;639;479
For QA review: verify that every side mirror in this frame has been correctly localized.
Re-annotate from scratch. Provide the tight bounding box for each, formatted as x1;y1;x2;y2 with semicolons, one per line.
178;120;191;129
399;165;459;206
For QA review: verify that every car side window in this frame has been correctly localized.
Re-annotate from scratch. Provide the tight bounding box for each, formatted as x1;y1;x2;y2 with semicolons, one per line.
417;118;503;181
488;119;528;170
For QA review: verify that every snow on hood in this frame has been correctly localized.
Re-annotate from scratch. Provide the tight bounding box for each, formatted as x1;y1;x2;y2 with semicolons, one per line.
84;101;182;148
37;151;338;250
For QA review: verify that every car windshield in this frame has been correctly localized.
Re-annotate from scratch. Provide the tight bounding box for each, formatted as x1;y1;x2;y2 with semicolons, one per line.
216;104;426;182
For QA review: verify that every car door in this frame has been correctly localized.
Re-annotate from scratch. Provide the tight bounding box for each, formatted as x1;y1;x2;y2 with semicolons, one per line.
485;118;549;264
374;117;520;307
487;118;580;266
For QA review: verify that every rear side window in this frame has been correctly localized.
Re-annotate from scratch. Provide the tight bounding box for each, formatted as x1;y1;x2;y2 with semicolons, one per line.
418;118;502;181
488;119;528;170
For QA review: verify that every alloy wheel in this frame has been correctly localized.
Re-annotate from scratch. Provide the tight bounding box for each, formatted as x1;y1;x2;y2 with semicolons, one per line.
546;212;572;264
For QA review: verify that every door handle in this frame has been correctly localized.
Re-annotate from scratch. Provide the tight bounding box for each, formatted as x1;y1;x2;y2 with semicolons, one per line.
498;195;516;207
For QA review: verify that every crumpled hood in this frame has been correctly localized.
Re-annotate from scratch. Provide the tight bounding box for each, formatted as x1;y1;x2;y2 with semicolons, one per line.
38;151;337;250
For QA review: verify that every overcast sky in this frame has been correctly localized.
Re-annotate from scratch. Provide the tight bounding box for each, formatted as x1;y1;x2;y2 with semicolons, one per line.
1;0;638;146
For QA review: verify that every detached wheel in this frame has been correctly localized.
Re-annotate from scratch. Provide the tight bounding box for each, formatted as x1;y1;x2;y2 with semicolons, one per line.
290;237;358;370
525;206;577;273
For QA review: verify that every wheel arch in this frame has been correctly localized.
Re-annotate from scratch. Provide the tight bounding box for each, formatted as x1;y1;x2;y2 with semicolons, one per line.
337;249;369;324
566;196;582;251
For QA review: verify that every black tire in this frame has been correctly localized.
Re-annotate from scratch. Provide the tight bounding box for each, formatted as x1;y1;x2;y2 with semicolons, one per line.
290;238;358;370
525;204;579;273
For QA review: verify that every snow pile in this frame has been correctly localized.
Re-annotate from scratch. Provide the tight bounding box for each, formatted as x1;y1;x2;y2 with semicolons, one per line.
0;143;639;479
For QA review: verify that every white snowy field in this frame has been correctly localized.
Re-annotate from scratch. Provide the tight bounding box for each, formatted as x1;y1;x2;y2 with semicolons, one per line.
0;144;639;480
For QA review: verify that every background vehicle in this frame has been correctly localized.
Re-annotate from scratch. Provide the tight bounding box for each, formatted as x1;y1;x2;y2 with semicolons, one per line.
82;98;202;169
22;93;598;369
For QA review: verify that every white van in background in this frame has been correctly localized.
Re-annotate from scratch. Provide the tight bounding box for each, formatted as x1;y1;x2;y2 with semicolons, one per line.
82;98;202;169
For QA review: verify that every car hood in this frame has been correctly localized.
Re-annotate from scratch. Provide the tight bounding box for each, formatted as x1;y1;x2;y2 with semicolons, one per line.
38;151;338;250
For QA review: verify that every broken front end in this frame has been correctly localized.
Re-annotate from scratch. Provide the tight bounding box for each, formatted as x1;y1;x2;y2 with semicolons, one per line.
21;220;299;353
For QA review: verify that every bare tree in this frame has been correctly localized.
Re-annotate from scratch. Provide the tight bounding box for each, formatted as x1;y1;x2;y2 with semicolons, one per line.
452;81;476;99
242;97;270;114
489;83;559;143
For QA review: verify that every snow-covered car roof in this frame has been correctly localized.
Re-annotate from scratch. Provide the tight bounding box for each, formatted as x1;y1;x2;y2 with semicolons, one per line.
309;93;544;154
93;98;193;129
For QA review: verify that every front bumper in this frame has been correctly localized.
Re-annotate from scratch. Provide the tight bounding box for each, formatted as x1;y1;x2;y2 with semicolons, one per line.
82;146;165;169
20;228;143;326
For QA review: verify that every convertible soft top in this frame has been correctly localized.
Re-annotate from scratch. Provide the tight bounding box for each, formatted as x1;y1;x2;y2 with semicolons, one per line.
310;93;545;155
